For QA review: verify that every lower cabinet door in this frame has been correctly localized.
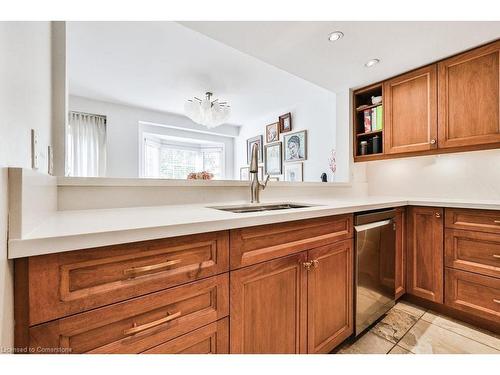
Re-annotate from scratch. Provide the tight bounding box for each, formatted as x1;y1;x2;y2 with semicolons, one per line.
143;319;229;354
307;240;353;354
230;252;308;354
407;206;444;303
394;208;406;299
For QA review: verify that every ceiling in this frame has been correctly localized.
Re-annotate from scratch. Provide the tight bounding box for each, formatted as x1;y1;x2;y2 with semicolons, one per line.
67;21;328;126
181;21;500;91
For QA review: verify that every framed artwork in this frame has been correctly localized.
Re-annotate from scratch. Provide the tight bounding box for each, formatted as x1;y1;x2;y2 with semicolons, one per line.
240;166;264;180
284;162;303;182
279;112;292;133
283;130;307;162
240;167;249;181
266;122;279;143
264;142;282;175
247;135;263;164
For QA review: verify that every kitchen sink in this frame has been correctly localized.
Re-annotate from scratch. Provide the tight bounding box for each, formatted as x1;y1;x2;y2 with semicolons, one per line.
209;202;317;213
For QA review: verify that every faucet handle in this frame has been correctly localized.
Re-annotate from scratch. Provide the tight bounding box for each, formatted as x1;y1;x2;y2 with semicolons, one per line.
261;175;270;190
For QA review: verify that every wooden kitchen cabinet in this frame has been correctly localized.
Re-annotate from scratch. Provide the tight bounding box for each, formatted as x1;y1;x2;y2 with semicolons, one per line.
307;240;353;354
230;252;308;354
407;206;444;303
384;65;438;154
438;40;500;149
394;208;406;299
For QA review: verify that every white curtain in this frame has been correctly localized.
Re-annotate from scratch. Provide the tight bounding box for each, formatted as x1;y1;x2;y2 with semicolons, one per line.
66;112;107;177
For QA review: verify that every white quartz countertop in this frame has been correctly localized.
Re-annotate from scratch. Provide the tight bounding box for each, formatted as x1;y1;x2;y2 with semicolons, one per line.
8;196;500;259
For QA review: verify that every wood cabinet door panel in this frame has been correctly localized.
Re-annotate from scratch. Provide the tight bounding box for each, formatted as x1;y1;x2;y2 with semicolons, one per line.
445;229;500;278
307;240;353;354
384;65;438;154
28;231;229;325
445;268;500;324
143;319;229;354
29;274;229;354
395;208;406;299
438;41;500;148
230;252;308;354
407;206;444;303
230;215;353;269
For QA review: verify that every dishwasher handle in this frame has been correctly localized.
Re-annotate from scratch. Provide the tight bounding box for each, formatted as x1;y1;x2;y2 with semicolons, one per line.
354;219;392;232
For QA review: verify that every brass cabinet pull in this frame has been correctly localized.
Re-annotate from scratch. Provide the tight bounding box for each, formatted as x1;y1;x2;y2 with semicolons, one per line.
430;139;436;145
311;260;319;268
493;254;500;259
493;299;500;304
123;311;181;336
123;259;182;276
435;212;441;218
494;220;500;225
302;261;312;271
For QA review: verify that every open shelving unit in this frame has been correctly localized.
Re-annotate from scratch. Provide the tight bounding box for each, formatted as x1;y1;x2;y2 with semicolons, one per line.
353;83;384;162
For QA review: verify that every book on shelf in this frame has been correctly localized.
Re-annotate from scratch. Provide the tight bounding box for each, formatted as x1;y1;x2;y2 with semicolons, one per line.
371;108;377;131
376;105;383;130
363;109;371;132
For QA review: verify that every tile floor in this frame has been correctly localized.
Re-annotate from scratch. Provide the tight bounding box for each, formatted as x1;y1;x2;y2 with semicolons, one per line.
337;301;500;354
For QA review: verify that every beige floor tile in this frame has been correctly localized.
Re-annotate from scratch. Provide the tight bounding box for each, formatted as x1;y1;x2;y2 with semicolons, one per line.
338;332;394;354
392;301;426;319
388;345;412;354
371;308;418;344
399;320;499;354
421;311;500;351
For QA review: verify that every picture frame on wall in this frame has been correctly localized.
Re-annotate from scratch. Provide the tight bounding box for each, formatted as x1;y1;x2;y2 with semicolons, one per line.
284;162;303;182
283;130;307;162
279;112;292;133
266;122;279;143
247;135;263;164
264;142;282;175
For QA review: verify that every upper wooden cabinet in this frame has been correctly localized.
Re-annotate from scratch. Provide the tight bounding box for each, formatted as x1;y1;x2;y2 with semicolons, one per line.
407;206;444;303
438;41;500;149
384;65;438;154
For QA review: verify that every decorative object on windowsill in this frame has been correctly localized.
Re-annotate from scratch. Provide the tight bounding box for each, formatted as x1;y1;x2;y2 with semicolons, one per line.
284;162;303;182
329;149;337;176
371;95;382;105
246;135;263;164
266;122;279;143
279;112;292;133
283;130;307;162
264;142;282;175
320;173;328;182
184;92;231;128
187;171;214;180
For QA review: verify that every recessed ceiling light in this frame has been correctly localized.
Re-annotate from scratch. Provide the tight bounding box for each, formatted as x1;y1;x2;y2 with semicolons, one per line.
365;59;380;68
328;31;344;42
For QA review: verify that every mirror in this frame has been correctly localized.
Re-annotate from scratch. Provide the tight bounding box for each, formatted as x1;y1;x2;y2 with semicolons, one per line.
66;21;337;182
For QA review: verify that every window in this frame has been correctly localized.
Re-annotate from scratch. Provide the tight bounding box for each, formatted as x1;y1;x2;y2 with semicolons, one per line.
142;135;225;179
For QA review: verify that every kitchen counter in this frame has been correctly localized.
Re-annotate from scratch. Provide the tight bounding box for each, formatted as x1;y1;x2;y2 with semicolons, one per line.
7;195;500;259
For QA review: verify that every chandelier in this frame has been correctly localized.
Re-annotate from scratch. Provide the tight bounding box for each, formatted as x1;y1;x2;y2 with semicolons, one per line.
184;92;231;129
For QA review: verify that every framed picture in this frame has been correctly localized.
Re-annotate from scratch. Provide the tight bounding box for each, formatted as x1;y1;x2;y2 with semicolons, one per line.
279;112;292;133
284;162;303;182
240;166;264;180
283;130;307;162
264;142;282;175
240;167;249;181
247;135;263;164
266;122;279;143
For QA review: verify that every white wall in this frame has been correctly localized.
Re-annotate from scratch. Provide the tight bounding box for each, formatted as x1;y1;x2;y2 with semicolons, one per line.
69;95;239;178
0;21;54;350
235;82;337;182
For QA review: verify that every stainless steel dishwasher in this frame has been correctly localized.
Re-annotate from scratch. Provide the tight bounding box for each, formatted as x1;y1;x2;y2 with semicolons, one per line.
354;209;396;336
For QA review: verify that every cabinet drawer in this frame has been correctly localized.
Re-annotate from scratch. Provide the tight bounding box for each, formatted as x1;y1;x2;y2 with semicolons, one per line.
445;208;500;234
445;229;500;278
445;268;500;324
230;214;353;269
27;231;229;325
143;319;229;354
29;274;229;354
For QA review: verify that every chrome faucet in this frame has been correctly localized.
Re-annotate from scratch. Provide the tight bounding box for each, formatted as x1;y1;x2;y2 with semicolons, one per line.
249;143;270;203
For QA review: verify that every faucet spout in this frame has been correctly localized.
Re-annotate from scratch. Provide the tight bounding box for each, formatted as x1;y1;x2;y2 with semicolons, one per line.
249;143;259;172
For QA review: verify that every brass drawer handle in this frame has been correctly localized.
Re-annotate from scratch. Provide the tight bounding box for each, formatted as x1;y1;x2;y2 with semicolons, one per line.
435;212;441;218
123;259;182;276
493;254;500;259
123;311;181;336
493;299;500;304
311;260;319;268
430;139;436;145
303;261;312;271
494;220;500;225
